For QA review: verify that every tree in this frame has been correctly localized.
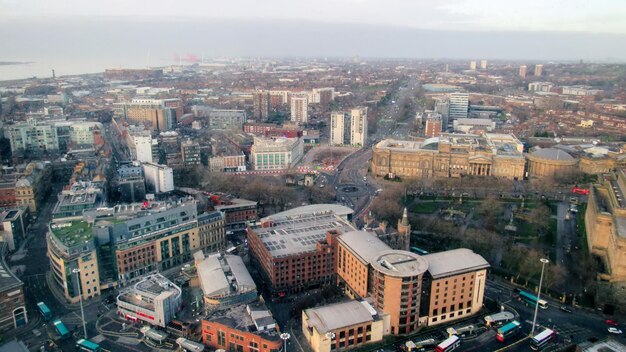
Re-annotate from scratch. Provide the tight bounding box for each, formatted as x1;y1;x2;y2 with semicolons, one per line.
528;204;551;233
369;185;404;224
477;196;504;230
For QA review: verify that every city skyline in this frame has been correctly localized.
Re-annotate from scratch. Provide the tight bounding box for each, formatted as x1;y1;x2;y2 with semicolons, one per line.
2;1;626;80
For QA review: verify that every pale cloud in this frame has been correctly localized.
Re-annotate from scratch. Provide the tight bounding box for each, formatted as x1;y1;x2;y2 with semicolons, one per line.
0;0;625;33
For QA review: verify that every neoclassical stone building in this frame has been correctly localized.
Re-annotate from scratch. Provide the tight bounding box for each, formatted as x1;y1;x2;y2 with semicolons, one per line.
371;133;526;180
585;168;626;282
526;148;579;179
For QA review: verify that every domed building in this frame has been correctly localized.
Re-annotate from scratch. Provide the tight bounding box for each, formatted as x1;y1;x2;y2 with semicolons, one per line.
526;148;578;179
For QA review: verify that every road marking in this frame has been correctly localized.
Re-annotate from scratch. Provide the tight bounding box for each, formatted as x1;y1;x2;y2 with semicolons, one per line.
494;336;529;351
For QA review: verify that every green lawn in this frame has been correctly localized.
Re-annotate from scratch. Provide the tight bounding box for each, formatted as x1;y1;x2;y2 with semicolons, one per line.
413;202;443;214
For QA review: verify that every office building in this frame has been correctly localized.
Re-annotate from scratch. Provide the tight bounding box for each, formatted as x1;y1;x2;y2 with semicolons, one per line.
528;82;554;92
336;230;429;335
195;252;257;307
181;140;201;167
561;86;604;96
452;118;496;134
116;98;183;132
519;65;527;78
0;207;28;252
250;136;304;171
47;198;200;302
534;64;544;77
209;154;246;173
142;162;174;193
51;181;106;220
302;301;389;352
290;94;308;124
350;108;368;146
201;302;282;352
0;243;27;332
314;87;335;108
449;93;469;120
247;211;355;294
480;60;488;70
469;61;477;70
197;211;226;254
8;118;59;155
330;111;348;145
434;100;450;129
207;109;247;131
253;91;270;121
132;130;154;163
371;134;526;180
211;195;258;230
14;162;52;213
421;249;489;326
424;115;442;137
117;163;146;203
116;274;182;327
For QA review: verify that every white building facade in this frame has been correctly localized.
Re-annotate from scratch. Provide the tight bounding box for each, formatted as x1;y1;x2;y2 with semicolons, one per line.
251;137;304;171
142;162;174;193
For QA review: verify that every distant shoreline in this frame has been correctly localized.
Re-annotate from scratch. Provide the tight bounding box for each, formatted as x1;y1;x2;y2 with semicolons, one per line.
0;61;34;66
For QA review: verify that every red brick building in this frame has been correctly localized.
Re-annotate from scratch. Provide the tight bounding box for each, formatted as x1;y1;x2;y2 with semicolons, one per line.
247;212;354;294
202;303;282;352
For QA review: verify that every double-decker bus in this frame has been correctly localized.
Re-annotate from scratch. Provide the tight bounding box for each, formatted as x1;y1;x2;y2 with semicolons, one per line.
530;328;556;350
52;319;69;340
410;247;429;255
435;335;460;352
76;339;102;352
36;302;52;321
496;321;521;342
517;290;548;309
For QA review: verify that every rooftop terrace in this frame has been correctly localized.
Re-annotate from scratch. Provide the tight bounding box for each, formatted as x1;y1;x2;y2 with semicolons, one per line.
49;221;93;246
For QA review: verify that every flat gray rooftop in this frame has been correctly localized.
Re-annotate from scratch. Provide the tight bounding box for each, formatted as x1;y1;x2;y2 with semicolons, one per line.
371;250;429;277
263;204;353;221
338;230;391;264
423;248;490;279
305;300;376;334
251;212;355;257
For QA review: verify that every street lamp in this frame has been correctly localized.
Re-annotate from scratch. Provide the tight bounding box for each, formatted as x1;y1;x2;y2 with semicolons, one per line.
72;268;88;339
530;258;550;337
280;332;291;352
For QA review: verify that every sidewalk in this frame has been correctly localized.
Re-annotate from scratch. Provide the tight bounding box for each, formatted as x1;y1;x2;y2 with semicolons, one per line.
1;313;42;341
45;270;103;311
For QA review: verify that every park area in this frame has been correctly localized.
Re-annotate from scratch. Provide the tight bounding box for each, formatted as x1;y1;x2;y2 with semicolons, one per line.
368;184;589;300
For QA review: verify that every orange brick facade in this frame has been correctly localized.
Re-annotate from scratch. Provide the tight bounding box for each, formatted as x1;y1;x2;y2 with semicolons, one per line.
116;242;157;276
202;320;282;352
425;269;487;326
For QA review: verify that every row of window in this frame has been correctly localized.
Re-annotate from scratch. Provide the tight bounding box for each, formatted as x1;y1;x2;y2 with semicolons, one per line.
431;308;472;323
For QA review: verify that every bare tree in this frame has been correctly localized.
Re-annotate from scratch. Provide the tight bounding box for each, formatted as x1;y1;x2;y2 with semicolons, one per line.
528;204;552;233
477;196;504;230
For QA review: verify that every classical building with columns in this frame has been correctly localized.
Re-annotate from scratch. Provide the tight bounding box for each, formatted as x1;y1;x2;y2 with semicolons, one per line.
586;168;626;282
371;133;525;180
585;168;626;307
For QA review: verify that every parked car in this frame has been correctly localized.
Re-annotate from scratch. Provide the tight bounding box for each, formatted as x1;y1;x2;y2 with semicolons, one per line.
605;319;619;326
608;327;623;334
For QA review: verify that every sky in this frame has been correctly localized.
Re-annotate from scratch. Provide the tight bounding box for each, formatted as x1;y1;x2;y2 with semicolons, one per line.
1;1;626;80
2;0;626;34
